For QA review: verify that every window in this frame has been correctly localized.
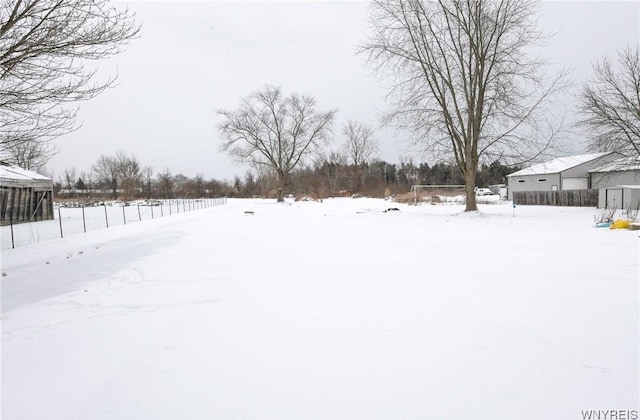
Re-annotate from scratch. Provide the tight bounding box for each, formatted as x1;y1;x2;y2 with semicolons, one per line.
538;178;547;182
518;180;525;183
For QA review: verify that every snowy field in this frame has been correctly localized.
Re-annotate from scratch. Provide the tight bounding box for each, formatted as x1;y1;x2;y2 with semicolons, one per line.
1;198;638;419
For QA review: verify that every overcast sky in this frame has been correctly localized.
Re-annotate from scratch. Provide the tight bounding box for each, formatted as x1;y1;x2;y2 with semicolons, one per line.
47;0;639;182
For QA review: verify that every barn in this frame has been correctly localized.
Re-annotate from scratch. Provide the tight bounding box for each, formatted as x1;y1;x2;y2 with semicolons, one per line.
0;161;54;224
506;152;620;200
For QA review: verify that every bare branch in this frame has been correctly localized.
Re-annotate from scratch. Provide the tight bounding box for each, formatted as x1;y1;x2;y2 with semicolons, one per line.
577;46;640;158
217;85;336;201
359;0;565;211
0;0;140;157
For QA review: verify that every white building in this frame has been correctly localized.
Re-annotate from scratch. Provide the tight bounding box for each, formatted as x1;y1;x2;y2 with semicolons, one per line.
590;158;640;189
590;158;640;209
506;152;620;200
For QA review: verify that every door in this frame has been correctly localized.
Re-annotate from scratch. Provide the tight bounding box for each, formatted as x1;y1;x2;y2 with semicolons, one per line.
606;188;623;209
562;177;588;190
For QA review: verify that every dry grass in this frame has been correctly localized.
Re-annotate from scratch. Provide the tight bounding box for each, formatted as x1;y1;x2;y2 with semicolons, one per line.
393;189;465;205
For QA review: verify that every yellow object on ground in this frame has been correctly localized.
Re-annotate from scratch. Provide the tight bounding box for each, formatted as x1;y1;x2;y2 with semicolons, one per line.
610;219;630;229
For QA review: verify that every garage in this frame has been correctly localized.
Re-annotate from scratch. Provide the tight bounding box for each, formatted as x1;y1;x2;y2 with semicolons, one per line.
598;185;640;210
562;177;589;190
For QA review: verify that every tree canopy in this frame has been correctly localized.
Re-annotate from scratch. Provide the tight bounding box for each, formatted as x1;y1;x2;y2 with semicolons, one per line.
360;0;564;210
217;85;336;201
578;46;640;159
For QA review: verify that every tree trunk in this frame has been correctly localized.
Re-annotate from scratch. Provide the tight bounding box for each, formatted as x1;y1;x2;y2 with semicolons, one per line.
276;170;286;202
352;166;360;193
464;168;478;212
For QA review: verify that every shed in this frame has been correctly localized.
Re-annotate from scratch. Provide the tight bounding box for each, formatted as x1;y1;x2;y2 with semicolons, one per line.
506;152;620;200
0;161;54;223
589;157;640;190
598;185;640;210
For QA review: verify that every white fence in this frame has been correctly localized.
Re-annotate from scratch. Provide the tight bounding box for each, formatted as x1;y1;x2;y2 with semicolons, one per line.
1;198;227;250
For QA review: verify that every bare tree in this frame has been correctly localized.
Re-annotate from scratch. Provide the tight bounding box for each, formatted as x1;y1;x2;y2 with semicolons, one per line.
314;151;348;195
1;134;56;171
360;0;565;211
577;46;640;158
79;171;93;197
218;85;337;202
116;151;140;200
92;154;119;199
342;121;378;166
63;167;76;193
172;174;190;198
0;0;140;154
156;169;174;199
140;165;154;199
342;120;378;192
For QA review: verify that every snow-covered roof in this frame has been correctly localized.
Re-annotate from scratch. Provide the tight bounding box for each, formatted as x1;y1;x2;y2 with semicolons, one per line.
589;157;640;173
506;153;611;177
0;161;52;188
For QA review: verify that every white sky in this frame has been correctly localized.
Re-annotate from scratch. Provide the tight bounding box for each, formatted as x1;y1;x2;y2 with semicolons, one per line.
47;0;640;182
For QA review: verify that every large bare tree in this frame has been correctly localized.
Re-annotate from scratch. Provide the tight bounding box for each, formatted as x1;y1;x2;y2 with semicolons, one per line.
342;121;378;166
92;151;141;200
342;120;378;192
116;151;140;201
360;0;565;211
92;154;119;199
0;0;140;157
577;46;640;159
218;85;336;202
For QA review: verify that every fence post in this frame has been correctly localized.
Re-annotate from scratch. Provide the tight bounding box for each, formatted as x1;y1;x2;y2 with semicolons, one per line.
122;206;126;224
183;200;186;212
9;212;15;249
151;205;154;219
161;203;164;217
137;204;142;222
82;206;87;233
58;206;63;238
104;205;109;228
169;201;172;215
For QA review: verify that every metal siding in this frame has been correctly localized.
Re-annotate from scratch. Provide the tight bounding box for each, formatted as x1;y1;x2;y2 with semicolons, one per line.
591;170;640;190
507;173;560;200
562;154;621;177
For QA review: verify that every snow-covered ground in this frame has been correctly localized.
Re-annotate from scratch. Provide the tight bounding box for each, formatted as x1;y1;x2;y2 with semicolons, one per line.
1;198;226;250
2;198;638;419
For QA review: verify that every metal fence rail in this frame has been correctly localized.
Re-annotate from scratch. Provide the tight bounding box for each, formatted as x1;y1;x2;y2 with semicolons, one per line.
1;197;227;250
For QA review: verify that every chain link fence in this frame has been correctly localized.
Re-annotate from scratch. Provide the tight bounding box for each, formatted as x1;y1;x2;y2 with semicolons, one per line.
1;198;227;250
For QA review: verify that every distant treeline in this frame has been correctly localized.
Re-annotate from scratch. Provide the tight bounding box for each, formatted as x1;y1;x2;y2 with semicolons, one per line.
55;154;519;201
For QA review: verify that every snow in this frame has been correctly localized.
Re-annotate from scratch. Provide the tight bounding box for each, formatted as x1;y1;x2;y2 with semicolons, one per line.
507;153;611;177
590;157;640;173
2;198;638;419
0;161;51;181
